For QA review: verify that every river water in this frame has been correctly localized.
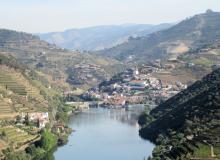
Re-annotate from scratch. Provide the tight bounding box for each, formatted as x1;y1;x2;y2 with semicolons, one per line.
54;108;154;160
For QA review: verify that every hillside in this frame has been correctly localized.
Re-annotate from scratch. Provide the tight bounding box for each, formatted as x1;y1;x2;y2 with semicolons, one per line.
38;24;172;51
0;53;61;120
0;53;75;159
139;68;220;159
0;29;125;90
98;10;220;63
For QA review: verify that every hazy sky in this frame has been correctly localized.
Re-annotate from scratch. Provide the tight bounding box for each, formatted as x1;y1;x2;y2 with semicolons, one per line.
0;0;220;33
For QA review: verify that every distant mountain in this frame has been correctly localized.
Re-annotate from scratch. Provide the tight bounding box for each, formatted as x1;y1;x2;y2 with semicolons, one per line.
139;68;220;159
0;29;124;90
98;10;220;63
38;24;172;51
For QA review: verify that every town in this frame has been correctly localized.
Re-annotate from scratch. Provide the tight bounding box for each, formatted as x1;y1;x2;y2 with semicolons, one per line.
83;59;188;109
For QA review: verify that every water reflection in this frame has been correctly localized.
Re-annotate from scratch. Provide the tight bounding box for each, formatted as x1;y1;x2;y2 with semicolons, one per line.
108;109;141;127
54;108;154;160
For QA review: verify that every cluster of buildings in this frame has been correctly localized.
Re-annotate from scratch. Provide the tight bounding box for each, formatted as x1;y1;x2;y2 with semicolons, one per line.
84;63;187;108
21;112;49;128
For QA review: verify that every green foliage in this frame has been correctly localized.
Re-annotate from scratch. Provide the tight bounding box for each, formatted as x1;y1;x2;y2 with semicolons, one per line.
26;144;46;160
57;134;69;145
0;54;26;72
24;115;30;126
139;68;220;159
40;130;57;152
3;148;31;160
192;143;211;158
1;130;6;137
138;113;154;127
55;99;71;123
56;111;68;123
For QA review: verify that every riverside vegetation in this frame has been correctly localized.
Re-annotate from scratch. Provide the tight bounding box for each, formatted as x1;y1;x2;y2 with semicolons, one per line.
139;68;220;159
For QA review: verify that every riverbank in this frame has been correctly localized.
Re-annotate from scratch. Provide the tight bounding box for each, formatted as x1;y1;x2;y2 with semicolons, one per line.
0;100;77;160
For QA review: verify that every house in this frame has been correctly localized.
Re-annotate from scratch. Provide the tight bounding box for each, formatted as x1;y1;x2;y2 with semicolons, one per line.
114;97;126;106
112;83;122;89
107;96;126;107
167;58;179;63
134;68;139;75
22;112;49;128
28;112;49;121
123;78;132;82
129;80;147;87
176;81;187;90
162;84;173;91
186;63;195;68
128;80;148;90
130;86;146;90
164;64;175;69
52;124;65;133
38;119;47;128
148;78;161;89
136;74;147;80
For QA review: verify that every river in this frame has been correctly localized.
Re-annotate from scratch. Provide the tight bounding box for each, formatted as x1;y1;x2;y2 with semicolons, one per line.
53;108;154;160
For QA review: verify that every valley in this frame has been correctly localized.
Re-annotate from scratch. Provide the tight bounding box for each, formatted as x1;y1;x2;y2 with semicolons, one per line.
0;7;220;160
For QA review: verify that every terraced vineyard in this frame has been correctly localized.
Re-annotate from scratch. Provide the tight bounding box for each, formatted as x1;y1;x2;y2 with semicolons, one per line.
11;70;45;103
0;66;46;103
0;66;50;119
0;99;13;114
0;95;17;119
0;126;38;147
0;72;27;96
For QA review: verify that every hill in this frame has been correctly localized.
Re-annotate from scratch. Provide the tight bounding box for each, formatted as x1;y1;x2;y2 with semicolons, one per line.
139;68;220;159
0;53;75;159
0;29;125;90
38;24;172;51
0;53;61;119
98;10;220;63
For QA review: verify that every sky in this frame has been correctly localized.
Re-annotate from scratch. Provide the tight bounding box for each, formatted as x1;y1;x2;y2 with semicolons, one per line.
0;0;220;33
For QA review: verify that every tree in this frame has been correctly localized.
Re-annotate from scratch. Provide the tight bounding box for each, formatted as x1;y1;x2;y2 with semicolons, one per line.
16;115;22;123
3;148;31;160
26;144;45;160
1;131;6;137
40;130;57;151
24;115;29;126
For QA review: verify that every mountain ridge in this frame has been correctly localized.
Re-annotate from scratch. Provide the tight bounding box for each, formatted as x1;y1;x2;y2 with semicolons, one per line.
0;28;125;90
97;10;220;63
38;23;172;51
